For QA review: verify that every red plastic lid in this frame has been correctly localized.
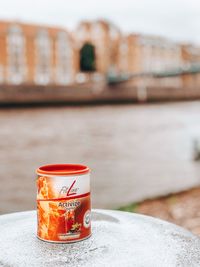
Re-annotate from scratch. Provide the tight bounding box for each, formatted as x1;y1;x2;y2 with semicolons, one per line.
36;164;90;176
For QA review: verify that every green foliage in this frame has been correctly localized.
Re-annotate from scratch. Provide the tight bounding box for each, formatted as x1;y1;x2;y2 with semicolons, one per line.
117;203;138;213
166;196;177;205
80;43;96;72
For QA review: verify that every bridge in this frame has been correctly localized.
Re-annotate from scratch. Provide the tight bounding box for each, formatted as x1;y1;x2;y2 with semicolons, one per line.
107;64;200;85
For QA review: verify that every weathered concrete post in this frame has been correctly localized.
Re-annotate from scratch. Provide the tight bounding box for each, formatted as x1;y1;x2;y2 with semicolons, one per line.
0;209;200;266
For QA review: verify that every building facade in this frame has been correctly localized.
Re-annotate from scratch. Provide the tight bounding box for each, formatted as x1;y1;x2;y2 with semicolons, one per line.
181;44;200;66
0;19;199;87
123;34;183;74
75;20;121;76
0;21;75;85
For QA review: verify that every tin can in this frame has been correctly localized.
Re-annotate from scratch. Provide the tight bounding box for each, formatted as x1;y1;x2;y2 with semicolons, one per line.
36;164;91;243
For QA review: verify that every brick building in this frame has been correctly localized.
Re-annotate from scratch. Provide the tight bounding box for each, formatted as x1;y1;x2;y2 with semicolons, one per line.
180;45;200;88
122;34;183;74
181;44;200;66
75;20;121;76
0;21;75;85
0;19;199;88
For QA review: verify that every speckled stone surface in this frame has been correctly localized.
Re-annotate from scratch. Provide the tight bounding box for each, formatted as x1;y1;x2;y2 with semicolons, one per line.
0;210;200;267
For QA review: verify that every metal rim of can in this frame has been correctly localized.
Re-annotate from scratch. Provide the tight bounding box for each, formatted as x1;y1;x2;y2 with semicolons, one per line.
36;163;90;176
37;234;92;244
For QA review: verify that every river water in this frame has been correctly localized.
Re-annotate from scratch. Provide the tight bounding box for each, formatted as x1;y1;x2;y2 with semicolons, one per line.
1;101;200;214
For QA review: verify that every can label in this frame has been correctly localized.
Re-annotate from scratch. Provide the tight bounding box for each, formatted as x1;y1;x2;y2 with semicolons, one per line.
37;173;91;243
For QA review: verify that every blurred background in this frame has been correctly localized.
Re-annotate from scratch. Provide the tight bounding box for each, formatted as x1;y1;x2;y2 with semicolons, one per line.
1;0;200;235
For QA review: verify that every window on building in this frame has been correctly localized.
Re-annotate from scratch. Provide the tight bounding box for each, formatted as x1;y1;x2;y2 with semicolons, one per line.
0;65;4;84
35;29;51;85
109;25;120;74
119;40;129;74
77;25;87;41
56;31;72;85
80;43;96;72
7;25;26;84
92;23;104;42
109;26;119;41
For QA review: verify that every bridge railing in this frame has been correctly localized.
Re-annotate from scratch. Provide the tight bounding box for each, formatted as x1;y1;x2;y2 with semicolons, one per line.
107;63;200;86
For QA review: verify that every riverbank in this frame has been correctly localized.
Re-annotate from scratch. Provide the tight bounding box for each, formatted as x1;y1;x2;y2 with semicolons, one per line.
1;83;200;105
119;187;200;236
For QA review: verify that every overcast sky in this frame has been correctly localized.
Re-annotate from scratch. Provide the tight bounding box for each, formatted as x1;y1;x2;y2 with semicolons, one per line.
0;0;199;44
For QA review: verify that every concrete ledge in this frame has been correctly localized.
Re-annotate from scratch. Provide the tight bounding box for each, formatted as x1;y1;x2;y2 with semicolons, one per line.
0;209;200;266
0;83;200;105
